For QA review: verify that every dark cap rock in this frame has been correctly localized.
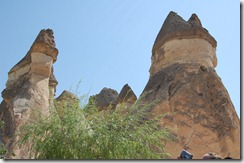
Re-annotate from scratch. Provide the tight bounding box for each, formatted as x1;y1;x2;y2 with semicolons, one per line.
152;11;217;53
9;29;58;74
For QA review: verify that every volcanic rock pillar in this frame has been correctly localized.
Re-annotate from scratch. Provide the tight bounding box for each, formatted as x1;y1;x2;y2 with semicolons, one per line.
140;12;240;159
0;29;58;159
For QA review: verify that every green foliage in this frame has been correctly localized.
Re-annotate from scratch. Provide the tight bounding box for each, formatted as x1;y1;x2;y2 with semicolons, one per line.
0;121;6;159
0;143;7;159
19;93;171;159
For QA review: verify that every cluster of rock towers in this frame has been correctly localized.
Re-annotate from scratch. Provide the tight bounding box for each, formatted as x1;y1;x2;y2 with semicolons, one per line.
0;11;240;159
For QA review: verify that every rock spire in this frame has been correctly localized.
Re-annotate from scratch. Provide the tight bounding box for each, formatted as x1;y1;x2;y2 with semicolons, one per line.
117;84;137;104
150;12;218;77
0;11;240;160
140;11;240;159
0;29;59;159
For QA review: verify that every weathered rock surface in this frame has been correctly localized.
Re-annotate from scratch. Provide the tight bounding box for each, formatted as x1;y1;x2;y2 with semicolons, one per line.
55;90;82;120
115;84;137;114
140;11;240;159
0;29;58;159
152;11;217;54
117;84;137;104
0;11;240;160
55;90;79;112
90;88;118;111
56;90;79;102
87;85;137;114
150;11;217;77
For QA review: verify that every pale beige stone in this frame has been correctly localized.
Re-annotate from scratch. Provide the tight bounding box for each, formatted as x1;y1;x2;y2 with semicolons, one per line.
30;52;53;77
7;65;30;87
141;12;240;159
150;38;217;76
0;29;58;159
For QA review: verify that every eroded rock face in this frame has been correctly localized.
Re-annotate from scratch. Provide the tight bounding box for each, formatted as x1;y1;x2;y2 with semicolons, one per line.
55;90;79;110
152;11;217;54
140;12;240;159
90;88;118;111
87;85;137;114
117;84;137;105
115;84;137;114
150;11;217;77
56;90;79;102
55;90;81;120
0;29;58;159
150;38;217;76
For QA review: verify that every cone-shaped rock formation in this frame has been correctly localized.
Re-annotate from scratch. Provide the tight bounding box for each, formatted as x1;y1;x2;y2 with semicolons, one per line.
117;84;137;104
140;11;240;159
0;29;59;159
0;11;240;160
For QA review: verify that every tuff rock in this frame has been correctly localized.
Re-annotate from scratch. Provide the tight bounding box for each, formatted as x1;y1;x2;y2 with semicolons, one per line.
115;84;137;114
89;88;118;111
56;90;79;102
140;11;240;159
0;11;240;160
0;29;58;159
55;90;80;117
117;84;137;105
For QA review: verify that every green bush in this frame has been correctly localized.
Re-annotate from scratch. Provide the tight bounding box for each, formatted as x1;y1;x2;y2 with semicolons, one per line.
19;94;171;159
0;121;7;159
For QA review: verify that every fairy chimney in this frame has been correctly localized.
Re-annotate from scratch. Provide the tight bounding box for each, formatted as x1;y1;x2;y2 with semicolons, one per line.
140;11;240;159
0;29;58;159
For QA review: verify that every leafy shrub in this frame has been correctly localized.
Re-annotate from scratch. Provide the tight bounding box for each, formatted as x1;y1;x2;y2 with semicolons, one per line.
0;121;7;159
19;94;171;159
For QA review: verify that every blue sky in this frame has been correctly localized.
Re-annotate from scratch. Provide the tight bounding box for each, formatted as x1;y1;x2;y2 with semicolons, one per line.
0;0;240;117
